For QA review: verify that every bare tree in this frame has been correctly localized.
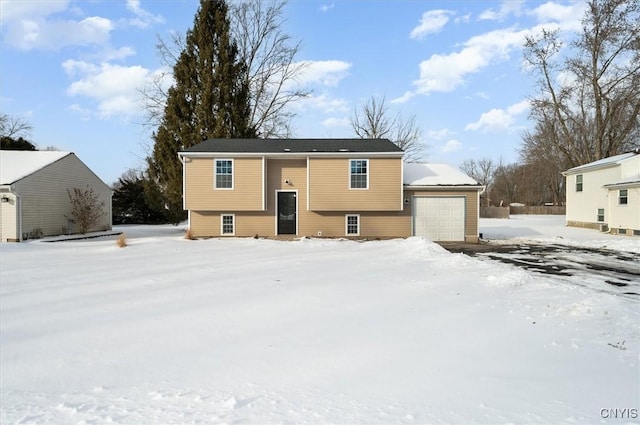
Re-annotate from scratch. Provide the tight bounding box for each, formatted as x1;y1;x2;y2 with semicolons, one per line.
351;96;426;162
232;0;309;138
67;187;105;234
140;0;308;138
0;114;32;139
523;0;640;168
460;158;495;205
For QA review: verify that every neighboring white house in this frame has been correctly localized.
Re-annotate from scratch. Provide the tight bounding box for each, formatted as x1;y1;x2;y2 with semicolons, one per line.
562;150;639;235
0;151;112;242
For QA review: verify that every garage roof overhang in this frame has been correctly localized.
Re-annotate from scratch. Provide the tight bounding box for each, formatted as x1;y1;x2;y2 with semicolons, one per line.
404;184;485;192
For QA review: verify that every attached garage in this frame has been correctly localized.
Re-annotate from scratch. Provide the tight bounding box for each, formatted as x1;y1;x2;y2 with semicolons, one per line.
404;163;484;243
413;196;465;241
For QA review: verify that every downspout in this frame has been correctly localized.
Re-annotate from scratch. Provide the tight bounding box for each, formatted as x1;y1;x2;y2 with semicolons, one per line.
178;153;188;229
109;191;114;230
15;192;23;242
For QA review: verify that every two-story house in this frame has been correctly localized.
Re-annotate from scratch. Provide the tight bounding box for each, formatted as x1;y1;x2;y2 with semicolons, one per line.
179;138;483;242
562;150;639;235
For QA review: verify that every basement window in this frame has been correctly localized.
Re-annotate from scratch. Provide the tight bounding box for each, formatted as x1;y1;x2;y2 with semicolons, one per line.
221;214;235;235
346;214;360;236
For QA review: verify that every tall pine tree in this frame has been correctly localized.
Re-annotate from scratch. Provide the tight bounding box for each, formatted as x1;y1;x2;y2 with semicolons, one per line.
148;0;255;221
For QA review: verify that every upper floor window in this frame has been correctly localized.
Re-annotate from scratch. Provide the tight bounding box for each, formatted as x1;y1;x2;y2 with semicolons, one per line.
350;159;368;189
215;159;233;189
576;174;583;192
619;189;628;205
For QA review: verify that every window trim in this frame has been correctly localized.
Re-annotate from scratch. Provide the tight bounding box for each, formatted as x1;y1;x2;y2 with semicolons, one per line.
597;208;605;222
575;174;583;192
619;189;628;205
221;214;235;235
345;214;360;236
349;159;369;190
215;158;234;190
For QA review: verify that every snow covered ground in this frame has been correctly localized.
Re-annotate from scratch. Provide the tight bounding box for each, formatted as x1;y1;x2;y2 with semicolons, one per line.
1;217;638;424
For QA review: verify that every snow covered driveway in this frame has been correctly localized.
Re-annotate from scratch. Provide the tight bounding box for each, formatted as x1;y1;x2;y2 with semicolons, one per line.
1;221;638;424
475;216;640;299
452;243;639;299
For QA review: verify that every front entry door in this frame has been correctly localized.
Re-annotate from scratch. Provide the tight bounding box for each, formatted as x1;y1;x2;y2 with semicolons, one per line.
277;192;297;235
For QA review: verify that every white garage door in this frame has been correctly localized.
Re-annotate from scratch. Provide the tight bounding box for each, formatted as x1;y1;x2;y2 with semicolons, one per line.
413;197;465;241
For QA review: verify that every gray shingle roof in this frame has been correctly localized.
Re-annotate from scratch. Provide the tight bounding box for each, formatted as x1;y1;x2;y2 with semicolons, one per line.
181;138;403;154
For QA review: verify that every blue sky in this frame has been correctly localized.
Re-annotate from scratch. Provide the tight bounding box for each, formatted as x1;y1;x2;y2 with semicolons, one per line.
0;0;587;185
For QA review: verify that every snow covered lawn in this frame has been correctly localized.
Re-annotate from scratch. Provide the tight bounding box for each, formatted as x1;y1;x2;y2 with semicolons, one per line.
1;218;638;424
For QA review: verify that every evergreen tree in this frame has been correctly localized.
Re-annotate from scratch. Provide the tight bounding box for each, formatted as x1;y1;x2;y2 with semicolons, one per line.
112;171;168;224
1;136;37;151
148;0;255;219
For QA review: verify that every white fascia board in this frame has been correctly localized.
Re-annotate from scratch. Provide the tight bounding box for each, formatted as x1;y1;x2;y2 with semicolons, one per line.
179;152;404;159
404;185;485;191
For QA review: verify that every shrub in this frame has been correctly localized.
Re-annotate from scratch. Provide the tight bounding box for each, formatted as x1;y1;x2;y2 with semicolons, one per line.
116;234;127;248
67;186;105;234
184;229;195;240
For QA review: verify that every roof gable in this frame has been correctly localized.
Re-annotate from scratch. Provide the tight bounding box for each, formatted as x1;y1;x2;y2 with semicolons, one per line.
0;151;71;185
563;151;639;175
181;138;403;154
403;163;480;186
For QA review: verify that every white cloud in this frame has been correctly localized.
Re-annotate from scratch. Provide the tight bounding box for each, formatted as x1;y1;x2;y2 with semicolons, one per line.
63;60;153;118
4;15;113;50
441;139;462;153
391;91;415;104
69;104;92;121
479;0;524;21
428;128;454;141
320;3;335;13
295;60;351;87
126;0;165;29
529;1;585;30
411;26;536;95
295;93;349;114
465;100;530;133
322;117;350;128
410;10;453;40
0;0;69;24
102;46;137;61
454;13;471;24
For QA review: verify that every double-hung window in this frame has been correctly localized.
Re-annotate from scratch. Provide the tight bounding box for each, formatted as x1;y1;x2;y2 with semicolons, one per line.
576;175;583;192
350;159;368;189
215;159;233;189
597;208;605;222
619;189;628;205
221;214;235;235
346;214;360;236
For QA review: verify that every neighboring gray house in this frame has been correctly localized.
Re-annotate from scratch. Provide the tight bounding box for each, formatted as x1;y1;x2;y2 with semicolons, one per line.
0;151;112;242
562;150;639;235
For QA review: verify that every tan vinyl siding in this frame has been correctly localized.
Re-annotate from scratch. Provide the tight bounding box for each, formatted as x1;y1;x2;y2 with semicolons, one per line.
190;210;411;238
405;189;480;242
308;157;402;211
13;154;112;239
184;157;264;211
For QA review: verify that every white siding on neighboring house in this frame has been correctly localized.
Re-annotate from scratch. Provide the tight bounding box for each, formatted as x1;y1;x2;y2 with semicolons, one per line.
564;152;639;233
565;167;619;225
1;152;112;241
0;193;18;241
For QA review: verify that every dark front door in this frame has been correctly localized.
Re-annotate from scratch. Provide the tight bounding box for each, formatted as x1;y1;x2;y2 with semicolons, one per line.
277;192;296;235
